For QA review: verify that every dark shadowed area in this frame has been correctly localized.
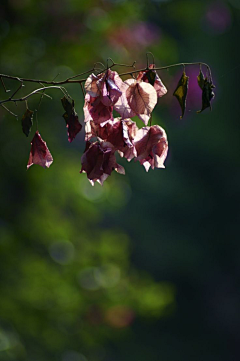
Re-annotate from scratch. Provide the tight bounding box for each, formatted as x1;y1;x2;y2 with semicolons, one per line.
0;0;240;360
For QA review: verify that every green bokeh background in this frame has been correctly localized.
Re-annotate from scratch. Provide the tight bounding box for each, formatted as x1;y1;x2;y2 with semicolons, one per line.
0;0;240;360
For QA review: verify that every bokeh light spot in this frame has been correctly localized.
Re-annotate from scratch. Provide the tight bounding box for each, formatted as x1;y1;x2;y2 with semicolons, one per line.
49;240;75;265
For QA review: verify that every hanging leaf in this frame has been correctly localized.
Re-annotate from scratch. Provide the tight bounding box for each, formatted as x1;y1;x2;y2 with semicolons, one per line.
197;69;205;90
21;108;34;137
126;79;158;125
197;77;215;113
61;96;82;142
173;71;189;119
137;65;167;98
145;70;156;86
27;131;53;169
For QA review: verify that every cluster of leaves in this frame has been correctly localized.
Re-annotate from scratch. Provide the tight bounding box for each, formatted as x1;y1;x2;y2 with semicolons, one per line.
21;62;215;185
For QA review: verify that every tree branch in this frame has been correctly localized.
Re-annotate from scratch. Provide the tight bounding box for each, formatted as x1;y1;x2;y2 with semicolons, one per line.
0;60;213;108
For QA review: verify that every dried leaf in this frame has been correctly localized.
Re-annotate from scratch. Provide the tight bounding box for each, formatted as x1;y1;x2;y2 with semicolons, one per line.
83;93;113;125
197;69;205;90
173;71;189;119
61;96;82;142
126;80;157;125
80;141;125;185
84;73;104;97
114;81;136;119
134;125;168;172
197;78;215;113
137;65;167;98
146;70;156;86
101;70;123;106
21;108;34;137
27;131;53;169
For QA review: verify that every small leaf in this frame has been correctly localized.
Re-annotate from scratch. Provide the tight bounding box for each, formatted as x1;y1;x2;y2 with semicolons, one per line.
61;96;82;142
27;131;53;169
173;71;189;119
197;69;205;90
146;70;156;86
197;78;215;113
21;109;34;137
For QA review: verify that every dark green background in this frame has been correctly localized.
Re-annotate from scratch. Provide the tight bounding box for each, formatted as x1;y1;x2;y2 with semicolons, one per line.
0;0;239;360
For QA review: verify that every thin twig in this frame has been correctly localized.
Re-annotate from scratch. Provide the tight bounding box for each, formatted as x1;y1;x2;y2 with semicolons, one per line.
0;85;67;105
0;77;10;93
10;81;24;99
0;104;18;117
80;82;85;98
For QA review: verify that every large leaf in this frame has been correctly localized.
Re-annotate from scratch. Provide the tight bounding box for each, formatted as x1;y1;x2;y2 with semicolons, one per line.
126;80;157;125
27;131;53;169
173;71;189;119
101;70;123;106
80;141;125;186
21;108;34;137
134;125;168;172
113;81;136;119
61;96;82;142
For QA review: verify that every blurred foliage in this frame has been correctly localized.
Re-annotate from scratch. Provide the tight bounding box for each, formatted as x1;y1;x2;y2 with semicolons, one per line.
1;0;240;360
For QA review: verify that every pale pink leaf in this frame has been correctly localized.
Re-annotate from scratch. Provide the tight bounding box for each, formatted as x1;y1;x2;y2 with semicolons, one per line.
126;81;157;125
84;73;104;97
134;125;168;171
113;81;136;119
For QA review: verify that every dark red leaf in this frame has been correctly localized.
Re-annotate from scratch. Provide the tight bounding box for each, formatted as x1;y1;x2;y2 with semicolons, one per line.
80;141;125;185
83;93;113;125
27;131;53;169
61;96;82;142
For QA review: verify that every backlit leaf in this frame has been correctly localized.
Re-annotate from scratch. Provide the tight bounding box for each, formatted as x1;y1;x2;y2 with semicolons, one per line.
27;131;53;169
126;80;157;125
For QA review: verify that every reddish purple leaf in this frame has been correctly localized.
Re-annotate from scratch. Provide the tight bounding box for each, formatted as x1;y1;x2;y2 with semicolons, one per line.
134;125;168;171
61;96;82;142
84;118;138;161
114;81;136;119
84;70;123;127
101;70;123;106
63;112;82;143
83;93;113;125
85;70;123;107
27;131;53;169
80;141;125;185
